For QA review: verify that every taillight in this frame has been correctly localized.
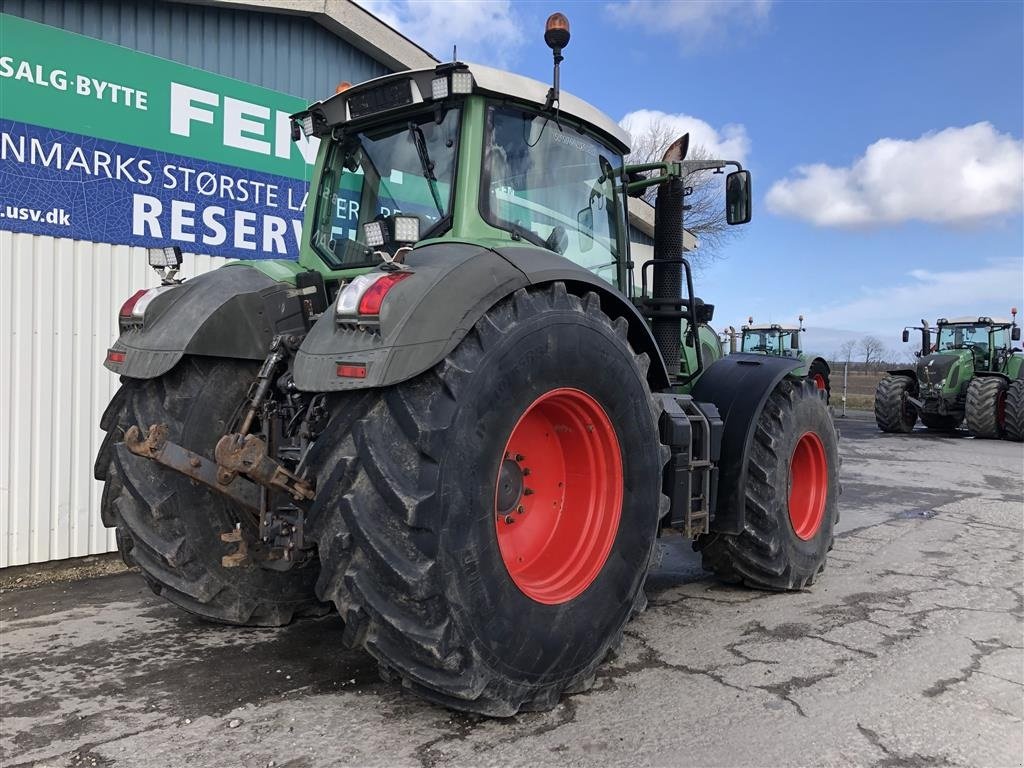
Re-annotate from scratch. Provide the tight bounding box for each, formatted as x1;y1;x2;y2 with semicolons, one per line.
336;271;411;320
119;289;149;318
358;273;411;315
119;286;174;322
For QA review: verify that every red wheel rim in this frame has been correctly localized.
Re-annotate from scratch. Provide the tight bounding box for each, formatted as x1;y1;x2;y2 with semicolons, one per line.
813;374;826;391
494;388;623;605
788;431;827;540
997;390;1007;427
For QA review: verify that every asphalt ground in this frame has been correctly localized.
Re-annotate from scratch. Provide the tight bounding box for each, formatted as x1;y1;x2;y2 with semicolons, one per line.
2;416;1022;768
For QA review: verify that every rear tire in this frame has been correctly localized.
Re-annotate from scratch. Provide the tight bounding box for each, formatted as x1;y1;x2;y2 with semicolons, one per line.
920;412;960;431
874;375;917;433
965;377;1008;439
310;285;666;715
95;357;325;626
696;379;839;590
1005;380;1024;442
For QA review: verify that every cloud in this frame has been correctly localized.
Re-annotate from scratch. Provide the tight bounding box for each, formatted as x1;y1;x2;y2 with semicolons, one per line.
796;259;1023;338
766;123;1024;228
619;110;750;163
607;0;772;46
356;0;525;68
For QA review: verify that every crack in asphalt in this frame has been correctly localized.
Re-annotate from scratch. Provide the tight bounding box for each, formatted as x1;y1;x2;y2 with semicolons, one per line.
923;638;1022;699
856;723;956;767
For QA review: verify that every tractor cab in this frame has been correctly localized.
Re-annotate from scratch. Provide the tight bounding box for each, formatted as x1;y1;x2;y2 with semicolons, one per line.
934;316;1020;372
740;323;801;357
292;62;634;288
738;315;806;358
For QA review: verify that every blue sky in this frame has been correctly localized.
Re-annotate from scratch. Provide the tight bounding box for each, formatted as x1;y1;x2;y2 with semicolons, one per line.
363;0;1024;358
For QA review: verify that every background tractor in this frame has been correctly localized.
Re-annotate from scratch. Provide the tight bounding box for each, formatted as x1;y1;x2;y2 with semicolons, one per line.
875;312;1024;439
723;316;831;402
95;15;840;716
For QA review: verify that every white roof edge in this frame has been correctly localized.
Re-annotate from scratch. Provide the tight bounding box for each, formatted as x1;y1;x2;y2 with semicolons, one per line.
185;0;437;71
744;324;800;331
627;199;698;251
942;316;1013;325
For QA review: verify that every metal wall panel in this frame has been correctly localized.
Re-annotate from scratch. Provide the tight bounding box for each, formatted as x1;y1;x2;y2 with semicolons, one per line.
1;0;391;102
0;231;227;566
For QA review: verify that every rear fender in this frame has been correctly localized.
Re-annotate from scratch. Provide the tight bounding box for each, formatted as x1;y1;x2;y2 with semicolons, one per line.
106;266;305;379
293;243;670;392
810;356;830;376
690;353;804;535
973;371;1011;383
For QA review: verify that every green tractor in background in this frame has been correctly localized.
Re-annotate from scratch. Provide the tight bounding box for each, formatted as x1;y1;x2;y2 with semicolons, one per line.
723;316;831;402
94;15;839;716
875;311;1024;440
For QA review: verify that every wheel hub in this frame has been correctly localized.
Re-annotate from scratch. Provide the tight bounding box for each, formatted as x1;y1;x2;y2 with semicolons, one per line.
496;458;525;514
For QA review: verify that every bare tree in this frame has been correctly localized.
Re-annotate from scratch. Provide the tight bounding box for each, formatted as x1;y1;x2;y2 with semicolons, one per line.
622;115;741;267
836;339;857;367
860;335;886;369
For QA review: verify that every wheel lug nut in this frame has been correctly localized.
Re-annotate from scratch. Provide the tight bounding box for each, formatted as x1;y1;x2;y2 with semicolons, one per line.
514;454;524;462
523;488;534;496
516;505;525;513
504;515;515;524
522;468;531;476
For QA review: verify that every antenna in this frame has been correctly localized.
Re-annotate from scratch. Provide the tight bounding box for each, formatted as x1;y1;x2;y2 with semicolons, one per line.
453;44;457;62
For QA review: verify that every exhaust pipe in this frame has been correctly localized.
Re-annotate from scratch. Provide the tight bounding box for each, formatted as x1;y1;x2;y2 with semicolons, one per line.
653;176;686;375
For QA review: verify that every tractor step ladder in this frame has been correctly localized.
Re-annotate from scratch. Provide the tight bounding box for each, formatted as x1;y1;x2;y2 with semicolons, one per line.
681;399;712;538
656;394;720;538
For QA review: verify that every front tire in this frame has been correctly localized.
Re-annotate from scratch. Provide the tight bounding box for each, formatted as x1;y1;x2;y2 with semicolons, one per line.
965;377;1008;439
696;379;839;590
875;375;917;433
310;285;666;715
95;358;324;626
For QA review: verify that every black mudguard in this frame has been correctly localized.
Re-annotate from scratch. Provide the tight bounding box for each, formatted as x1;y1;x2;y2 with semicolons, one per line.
106;266;305;379
292;242;670;392
690;353;804;535
885;368;917;379
810;356;831;376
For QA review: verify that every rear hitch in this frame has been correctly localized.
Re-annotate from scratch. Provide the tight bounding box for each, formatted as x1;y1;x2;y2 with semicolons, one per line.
123;424;262;515
214;432;315;502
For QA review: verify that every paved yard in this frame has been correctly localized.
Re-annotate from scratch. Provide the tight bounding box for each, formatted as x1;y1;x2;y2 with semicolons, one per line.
2;417;1022;768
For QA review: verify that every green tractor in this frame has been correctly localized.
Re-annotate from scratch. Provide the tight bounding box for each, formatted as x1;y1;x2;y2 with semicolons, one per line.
875;312;1024;439
724;316;831;402
95;15;839;715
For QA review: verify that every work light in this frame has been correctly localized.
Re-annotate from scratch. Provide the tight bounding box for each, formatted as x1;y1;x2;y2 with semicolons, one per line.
451;70;474;94
393;215;420;244
431;76;449;100
148;246;182;268
363;220;386;248
300;114;315;137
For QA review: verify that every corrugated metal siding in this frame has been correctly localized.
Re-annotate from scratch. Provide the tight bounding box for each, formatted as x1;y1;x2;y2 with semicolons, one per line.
0;231;228;566
1;0;391;102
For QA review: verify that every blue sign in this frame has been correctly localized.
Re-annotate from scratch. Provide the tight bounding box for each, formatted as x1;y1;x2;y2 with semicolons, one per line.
0;120;322;260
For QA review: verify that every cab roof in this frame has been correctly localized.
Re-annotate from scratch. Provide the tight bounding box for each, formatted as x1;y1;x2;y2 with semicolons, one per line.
938;316;1013;326
743;324;800;332
298;61;631;154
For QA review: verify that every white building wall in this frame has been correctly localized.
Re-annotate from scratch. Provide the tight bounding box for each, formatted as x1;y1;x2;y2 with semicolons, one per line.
0;232;227;567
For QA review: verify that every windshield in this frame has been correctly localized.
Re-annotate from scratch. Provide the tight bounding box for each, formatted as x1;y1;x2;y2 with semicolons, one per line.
937;324;990;351
310;108;460;269
742;330;787;353
482;104;623;284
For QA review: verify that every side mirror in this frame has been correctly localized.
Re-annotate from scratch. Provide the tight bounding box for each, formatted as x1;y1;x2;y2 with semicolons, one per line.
577;205;594;253
1013;327;1021;342
902;329;910;343
790;332;800;350
914;350;921;358
725;170;751;225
